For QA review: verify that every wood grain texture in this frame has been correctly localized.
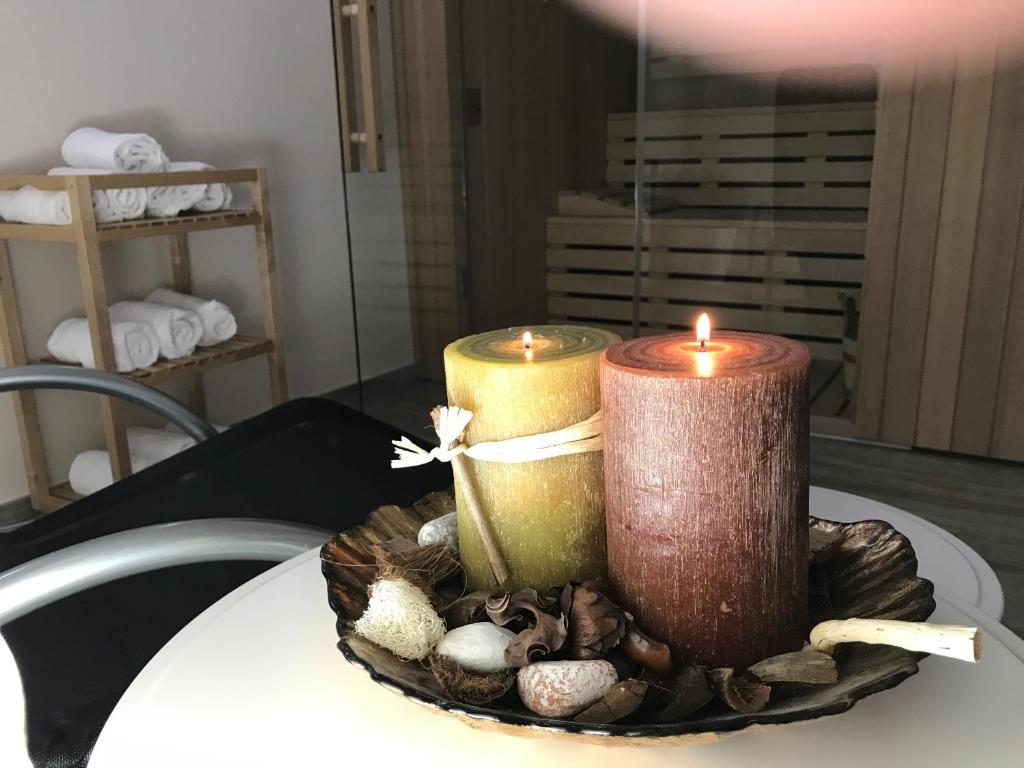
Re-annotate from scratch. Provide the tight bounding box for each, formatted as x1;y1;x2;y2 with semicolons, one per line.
601;332;810;668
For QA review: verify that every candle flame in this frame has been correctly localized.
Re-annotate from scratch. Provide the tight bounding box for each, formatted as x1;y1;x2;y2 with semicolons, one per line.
522;331;533;351
696;313;711;345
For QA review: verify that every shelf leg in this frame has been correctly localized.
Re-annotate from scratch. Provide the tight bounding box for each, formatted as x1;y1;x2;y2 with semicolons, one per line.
68;177;132;481
169;233;207;417
0;239;54;510
252;169;289;404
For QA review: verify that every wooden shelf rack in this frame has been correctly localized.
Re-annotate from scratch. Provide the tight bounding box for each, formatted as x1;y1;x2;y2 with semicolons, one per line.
0;168;287;512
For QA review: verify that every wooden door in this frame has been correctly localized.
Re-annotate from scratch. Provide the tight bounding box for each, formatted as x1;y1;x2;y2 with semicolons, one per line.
857;45;1024;461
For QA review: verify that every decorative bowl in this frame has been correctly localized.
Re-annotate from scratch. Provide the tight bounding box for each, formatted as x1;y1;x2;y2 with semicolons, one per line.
321;490;936;741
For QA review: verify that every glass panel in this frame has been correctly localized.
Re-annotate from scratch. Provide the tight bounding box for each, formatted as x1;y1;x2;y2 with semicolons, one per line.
633;26;879;436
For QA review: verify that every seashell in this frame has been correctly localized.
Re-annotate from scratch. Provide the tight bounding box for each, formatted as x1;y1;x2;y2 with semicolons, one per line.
435;622;516;674
417;512;459;556
517;660;618;719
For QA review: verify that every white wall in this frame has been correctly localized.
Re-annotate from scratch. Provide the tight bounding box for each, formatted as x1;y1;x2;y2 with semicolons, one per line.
0;0;414;504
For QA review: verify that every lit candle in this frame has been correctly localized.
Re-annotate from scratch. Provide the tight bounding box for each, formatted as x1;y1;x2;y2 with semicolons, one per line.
600;316;810;668
444;325;621;590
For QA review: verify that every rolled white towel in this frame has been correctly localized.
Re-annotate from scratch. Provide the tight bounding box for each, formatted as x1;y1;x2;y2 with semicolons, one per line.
68;450;155;496
47;168;147;222
0;186;71;225
109;301;202;360
147;287;237;346
61;127;168;173
46;317;160;372
126;426;196;460
146;181;206;218
167;161;233;212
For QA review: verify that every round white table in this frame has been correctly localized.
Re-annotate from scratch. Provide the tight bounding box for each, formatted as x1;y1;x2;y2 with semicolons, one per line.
90;488;1018;767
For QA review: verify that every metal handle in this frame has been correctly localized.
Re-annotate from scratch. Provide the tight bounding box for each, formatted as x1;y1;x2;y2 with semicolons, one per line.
0;365;216;444
332;0;386;173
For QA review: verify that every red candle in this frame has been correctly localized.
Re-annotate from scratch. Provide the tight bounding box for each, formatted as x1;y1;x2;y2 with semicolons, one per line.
600;318;809;668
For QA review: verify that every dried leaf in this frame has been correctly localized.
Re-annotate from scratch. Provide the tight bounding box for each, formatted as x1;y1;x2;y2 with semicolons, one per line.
563;583;627;660
574;679;648;724
747;649;838;685
620;619;673;675
709;668;771;714
644;663;714;723
441;591;491;629
486;588;567;667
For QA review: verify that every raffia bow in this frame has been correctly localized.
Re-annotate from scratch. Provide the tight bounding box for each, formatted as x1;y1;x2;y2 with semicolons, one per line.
391;406;603;469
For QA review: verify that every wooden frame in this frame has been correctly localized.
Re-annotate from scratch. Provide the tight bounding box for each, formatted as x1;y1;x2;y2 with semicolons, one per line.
0;168;288;511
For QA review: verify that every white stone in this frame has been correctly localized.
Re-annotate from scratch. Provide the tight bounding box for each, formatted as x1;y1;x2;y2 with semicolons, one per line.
417;512;459;555
434;622;516;674
517;660;618;719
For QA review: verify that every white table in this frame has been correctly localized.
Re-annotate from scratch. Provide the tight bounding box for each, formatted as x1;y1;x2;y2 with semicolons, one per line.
90;489;1019;767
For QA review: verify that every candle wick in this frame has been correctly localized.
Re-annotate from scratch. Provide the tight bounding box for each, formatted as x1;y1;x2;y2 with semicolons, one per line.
700;339;706;351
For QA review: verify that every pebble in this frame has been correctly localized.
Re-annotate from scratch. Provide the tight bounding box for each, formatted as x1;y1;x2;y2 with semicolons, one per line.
517;660;618;718
418;512;459;555
434;622;516;674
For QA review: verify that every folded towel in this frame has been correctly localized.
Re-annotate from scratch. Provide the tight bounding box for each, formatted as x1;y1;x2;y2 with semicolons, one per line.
46;317;159;372
126;426;196;460
47;168;147;223
109;301;202;360
0;186;70;225
147;287;237;346
61;127;168;173
146;181;206;218
68;450;156;496
167;161;233;212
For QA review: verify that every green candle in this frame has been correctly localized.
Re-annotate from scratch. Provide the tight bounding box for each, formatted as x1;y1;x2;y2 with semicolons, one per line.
443;325;620;591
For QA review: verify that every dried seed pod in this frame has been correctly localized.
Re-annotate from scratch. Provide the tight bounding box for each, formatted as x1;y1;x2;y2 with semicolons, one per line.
429;654;515;706
574;679;649;724
562;583;627;660
621;619;673;675
441;591;491;629
486;588;568;667
709;668;771;714
747;649;838;685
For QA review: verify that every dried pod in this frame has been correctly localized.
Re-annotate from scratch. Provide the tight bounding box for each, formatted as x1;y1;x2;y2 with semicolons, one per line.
709;668;771;714
620;619;673;675
371;537;460;594
486;588;568;667
747;649;838;685
574;679;649;725
429;654;515;706
441;591;491;629
562;583;627;660
644;663;714;723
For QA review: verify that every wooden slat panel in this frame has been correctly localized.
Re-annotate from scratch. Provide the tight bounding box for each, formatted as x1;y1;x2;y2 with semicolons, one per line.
630;186;871;209
856;65;914;440
608;103;877;138
880;61;955;446
548;271;855;310
607;133;876;161
958;53;1024;457
606;160;874;184
915;46;996;450
548;217;867;253
549;295;845;337
547;247;864;282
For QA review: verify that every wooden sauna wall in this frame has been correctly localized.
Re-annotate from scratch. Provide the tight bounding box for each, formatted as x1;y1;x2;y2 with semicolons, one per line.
459;0;637;331
391;0;469;379
858;46;1024;461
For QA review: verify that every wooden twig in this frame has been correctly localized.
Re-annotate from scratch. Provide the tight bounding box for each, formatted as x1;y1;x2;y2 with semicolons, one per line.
810;619;981;663
430;407;510;586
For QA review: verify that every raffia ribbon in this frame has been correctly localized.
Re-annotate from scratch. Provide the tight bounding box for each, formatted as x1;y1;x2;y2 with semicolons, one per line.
389;406;603;586
390;406;603;468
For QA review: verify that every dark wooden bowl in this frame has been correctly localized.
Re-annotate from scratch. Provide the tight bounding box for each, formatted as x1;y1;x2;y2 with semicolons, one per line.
321;493;935;742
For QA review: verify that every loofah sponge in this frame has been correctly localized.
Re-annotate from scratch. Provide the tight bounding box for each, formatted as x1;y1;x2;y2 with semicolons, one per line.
353;578;446;660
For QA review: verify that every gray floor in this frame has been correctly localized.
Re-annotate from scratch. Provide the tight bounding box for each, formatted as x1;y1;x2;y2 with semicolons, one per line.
333;366;1024;639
